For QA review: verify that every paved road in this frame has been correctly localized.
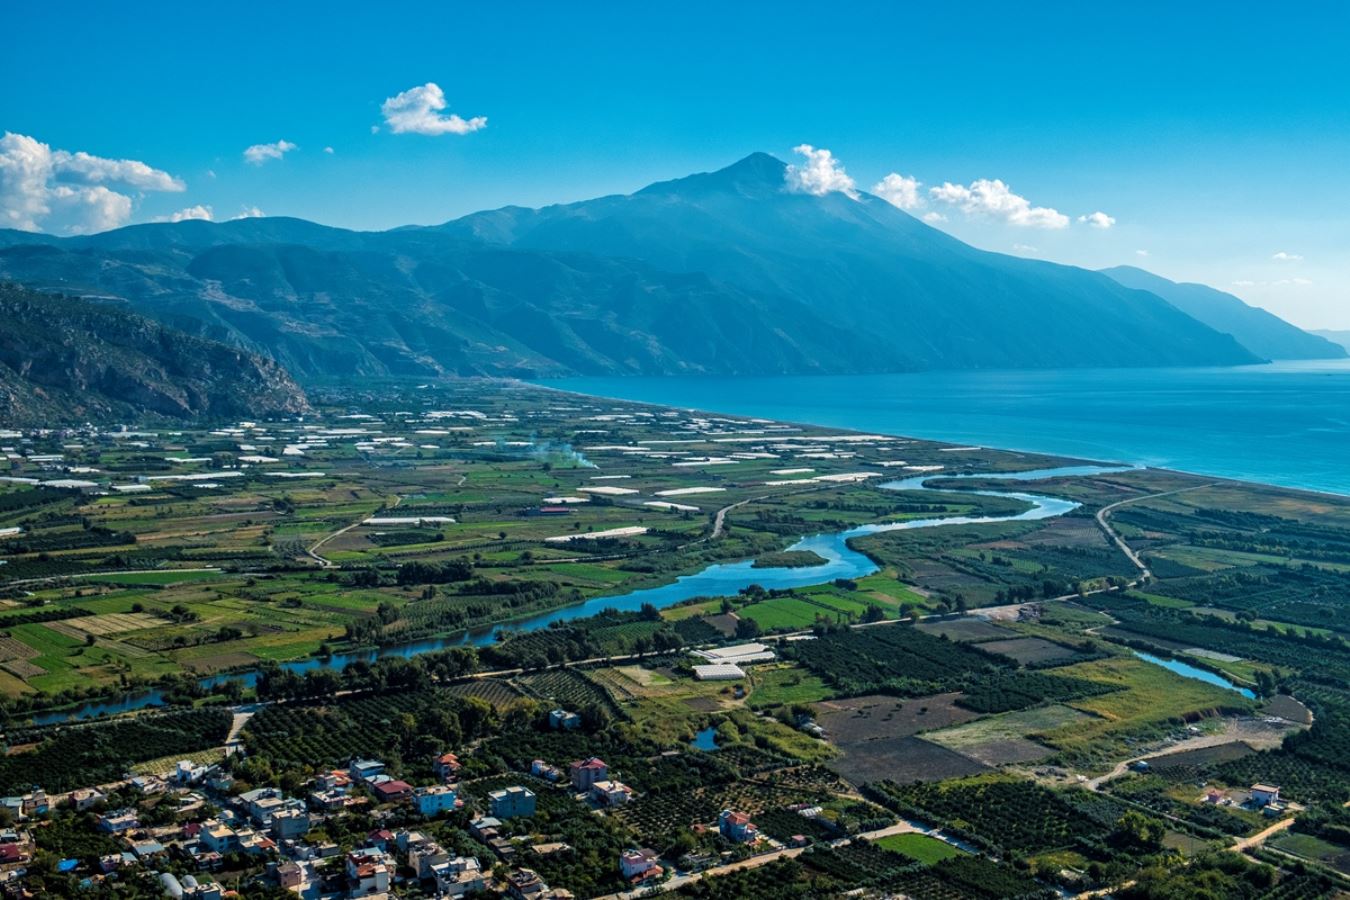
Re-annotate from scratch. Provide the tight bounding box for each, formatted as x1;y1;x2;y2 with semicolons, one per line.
594;819;927;900
306;495;401;568
1095;483;1216;579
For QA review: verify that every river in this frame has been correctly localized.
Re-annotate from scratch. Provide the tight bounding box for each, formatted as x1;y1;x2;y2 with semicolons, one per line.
31;465;1123;726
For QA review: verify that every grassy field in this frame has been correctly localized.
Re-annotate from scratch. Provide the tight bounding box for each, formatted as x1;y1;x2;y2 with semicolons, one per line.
871;831;967;864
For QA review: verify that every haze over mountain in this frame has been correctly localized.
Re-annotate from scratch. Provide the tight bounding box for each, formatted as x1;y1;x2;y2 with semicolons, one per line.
1101;266;1345;361
0;153;1297;384
0;282;309;425
1313;330;1350;354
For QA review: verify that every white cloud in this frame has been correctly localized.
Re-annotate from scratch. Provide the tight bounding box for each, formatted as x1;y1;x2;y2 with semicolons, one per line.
49;184;132;234
0;132;185;234
52;150;184;191
323;146;335;154
1135;249;1149;257
929;178;1069;229
922;211;948;224
380;82;486;135
784;144;858;199
1233;277;1312;287
231;206;265;219
243;140;297;165
1271;251;1303;262
871;172;923;210
1012;243;1039;254
155;204;213;223
1078;211;1115;229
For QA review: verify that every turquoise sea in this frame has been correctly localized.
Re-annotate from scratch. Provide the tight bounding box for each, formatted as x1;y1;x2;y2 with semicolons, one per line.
543;360;1350;496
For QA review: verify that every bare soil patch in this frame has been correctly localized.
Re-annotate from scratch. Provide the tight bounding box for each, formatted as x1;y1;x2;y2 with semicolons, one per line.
916;617;1017;642
832;735;989;786
979;636;1078;666
817;693;987;785
1261;694;1313;725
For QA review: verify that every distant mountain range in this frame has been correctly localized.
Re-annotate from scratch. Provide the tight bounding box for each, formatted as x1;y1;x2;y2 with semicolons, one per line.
1100;266;1344;361
0;282;309;425
1312;330;1350;353
0;152;1339;402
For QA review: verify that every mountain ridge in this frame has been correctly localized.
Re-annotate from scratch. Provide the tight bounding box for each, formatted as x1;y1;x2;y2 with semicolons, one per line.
1101;265;1344;361
0;153;1286;383
0;282;310;425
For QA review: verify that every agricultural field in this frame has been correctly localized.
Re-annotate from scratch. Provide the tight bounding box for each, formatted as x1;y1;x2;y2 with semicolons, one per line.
1;380;1348;898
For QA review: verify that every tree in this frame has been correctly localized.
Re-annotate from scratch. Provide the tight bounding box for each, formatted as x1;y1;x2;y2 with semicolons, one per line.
735;616;761;639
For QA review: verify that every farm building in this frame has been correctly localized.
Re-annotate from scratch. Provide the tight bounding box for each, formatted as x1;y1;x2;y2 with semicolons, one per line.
692;642;776;665
693;663;745;681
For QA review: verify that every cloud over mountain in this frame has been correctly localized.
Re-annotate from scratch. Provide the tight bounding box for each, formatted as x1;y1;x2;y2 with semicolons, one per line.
0;132;185;234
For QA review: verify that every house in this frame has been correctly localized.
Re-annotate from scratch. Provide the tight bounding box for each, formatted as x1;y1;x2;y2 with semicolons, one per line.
469;816;501;841
408;842;451;880
413;784;459;816
131;838;167;859
199;821;240;854
130;775;165;795
0;842;30;866
719;809;758;844
619;848;663;883
346;848;391;896
175;759;210;786
549;708;581;731
507;867;549;900
349;759;386;782
366;828;395;851
590;779;633;807
1251;784;1281;806
97;809;140;834
371;779;413;804
275;861;304;890
531;759;562;781
182;880;225;900
570;757;608;791
433;752;462;782
489;786;536;819
431;856;485;898
269;807;310;840
70;788;106;811
239;787;287;823
20;789;48;816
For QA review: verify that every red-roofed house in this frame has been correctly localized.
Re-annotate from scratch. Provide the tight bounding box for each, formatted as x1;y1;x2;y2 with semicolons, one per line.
719;809;758;843
570;757;608;791
372;780;413;803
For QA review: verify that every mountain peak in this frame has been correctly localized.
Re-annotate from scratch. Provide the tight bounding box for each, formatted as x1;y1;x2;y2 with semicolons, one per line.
637;152;787;199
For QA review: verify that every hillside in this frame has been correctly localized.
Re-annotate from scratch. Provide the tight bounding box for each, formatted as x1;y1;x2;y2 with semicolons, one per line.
1313;330;1350;353
1101;266;1344;361
0;154;1264;379
0;283;310;424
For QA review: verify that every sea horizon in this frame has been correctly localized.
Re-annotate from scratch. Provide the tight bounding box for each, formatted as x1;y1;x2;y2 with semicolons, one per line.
540;358;1350;497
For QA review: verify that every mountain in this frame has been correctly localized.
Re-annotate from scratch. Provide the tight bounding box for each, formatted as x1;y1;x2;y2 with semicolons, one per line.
0;282;309;425
1101;266;1345;361
0;153;1261;380
1312;330;1350;353
437;153;1260;371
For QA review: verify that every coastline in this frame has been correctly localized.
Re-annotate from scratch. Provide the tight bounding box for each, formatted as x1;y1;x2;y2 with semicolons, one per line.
531;363;1350;497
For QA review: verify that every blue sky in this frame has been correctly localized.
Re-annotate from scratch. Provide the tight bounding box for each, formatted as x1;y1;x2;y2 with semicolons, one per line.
3;1;1348;327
